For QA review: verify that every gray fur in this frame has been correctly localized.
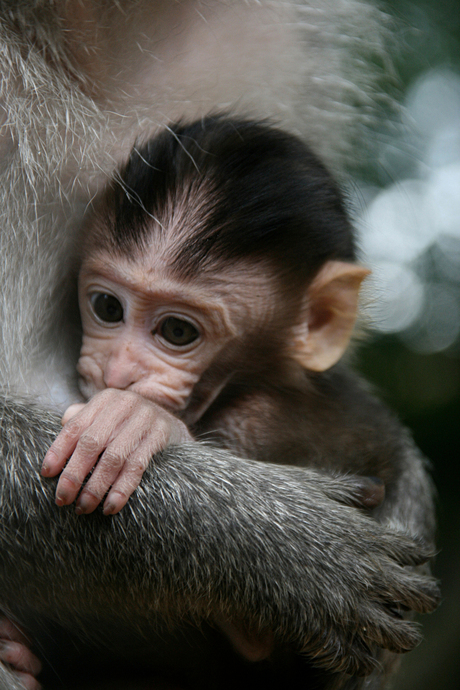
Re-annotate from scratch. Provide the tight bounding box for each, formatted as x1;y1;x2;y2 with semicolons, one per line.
0;396;439;688
0;2;438;689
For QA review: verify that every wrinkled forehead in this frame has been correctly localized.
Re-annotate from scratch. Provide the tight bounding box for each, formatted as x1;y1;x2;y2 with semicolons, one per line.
79;247;279;336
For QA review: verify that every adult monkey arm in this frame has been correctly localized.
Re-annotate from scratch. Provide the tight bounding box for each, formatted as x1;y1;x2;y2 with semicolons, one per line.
0;395;439;685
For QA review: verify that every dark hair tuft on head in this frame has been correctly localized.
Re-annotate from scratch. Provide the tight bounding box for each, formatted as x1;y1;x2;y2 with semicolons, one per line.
96;115;356;284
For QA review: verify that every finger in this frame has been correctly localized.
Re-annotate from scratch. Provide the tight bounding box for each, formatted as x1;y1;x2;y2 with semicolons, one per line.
102;433;167;515
356;604;422;654
101;461;147;515
54;428;112;507
0;618;27;643
300;623;376;677
323;474;385;510
76;425;157;515
351;476;385;509
53;396;146;506
61;403;86;426
77;408;173;515
74;442;128;515
41;402;103;478
12;672;42;690
379;532;436;568
384;567;440;614
75;428;149;514
0;640;42;675
0;618;42;683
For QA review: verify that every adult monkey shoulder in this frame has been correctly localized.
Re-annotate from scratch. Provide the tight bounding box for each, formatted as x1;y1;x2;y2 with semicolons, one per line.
0;1;438;689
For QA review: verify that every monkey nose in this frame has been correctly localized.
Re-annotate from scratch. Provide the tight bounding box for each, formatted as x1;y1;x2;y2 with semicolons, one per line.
103;357;140;390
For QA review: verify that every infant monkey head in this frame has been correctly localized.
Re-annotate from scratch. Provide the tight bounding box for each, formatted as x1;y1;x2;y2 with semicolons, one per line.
77;116;368;422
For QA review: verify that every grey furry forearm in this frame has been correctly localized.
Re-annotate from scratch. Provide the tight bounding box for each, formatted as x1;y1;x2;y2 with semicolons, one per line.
0;396;439;677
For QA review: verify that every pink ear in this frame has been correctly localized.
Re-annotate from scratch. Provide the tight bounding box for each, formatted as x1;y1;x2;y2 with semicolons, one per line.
291;261;370;372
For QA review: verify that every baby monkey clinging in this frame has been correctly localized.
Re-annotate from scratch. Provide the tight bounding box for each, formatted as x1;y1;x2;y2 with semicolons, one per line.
44;115;381;517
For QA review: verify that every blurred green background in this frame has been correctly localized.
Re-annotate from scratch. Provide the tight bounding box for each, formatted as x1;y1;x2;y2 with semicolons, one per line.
356;1;460;687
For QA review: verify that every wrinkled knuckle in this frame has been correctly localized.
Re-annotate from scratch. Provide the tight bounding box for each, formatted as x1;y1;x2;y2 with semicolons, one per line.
81;486;105;502
102;450;124;472
63;418;83;440
78;434;100;456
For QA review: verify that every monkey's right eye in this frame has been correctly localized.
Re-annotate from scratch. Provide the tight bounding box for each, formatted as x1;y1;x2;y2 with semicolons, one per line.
90;293;124;323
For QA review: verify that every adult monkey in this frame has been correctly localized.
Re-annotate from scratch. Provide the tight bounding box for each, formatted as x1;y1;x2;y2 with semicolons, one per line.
0;2;438;690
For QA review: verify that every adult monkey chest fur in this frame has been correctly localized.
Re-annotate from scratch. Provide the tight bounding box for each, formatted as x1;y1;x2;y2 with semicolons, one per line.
0;2;439;690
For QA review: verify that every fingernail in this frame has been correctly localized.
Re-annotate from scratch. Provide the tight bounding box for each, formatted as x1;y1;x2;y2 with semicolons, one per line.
77;495;92;515
42;451;58;475
55;496;64;507
103;503;115;516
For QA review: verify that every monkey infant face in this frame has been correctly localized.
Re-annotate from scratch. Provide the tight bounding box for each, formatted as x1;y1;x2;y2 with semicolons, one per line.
77;249;273;414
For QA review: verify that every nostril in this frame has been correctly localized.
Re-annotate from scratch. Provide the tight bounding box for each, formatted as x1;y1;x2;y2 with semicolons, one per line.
103;362;139;390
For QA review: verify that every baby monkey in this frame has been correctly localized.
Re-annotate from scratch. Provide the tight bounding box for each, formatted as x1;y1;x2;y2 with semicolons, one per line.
42;115;378;517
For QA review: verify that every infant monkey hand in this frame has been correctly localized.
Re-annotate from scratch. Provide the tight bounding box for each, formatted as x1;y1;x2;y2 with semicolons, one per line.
41;389;193;515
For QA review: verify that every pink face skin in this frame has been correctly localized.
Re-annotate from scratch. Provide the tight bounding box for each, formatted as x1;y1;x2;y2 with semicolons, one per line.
41;247;276;516
76;251;240;412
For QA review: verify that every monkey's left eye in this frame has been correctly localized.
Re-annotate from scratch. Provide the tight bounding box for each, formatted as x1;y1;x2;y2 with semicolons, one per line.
90;293;124;323
158;316;199;347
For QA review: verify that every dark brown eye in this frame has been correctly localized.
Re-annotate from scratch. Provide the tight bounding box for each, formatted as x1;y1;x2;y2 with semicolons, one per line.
91;293;123;323
159;316;199;347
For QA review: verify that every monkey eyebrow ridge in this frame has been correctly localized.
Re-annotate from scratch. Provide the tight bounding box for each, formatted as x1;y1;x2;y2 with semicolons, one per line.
80;258;240;339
